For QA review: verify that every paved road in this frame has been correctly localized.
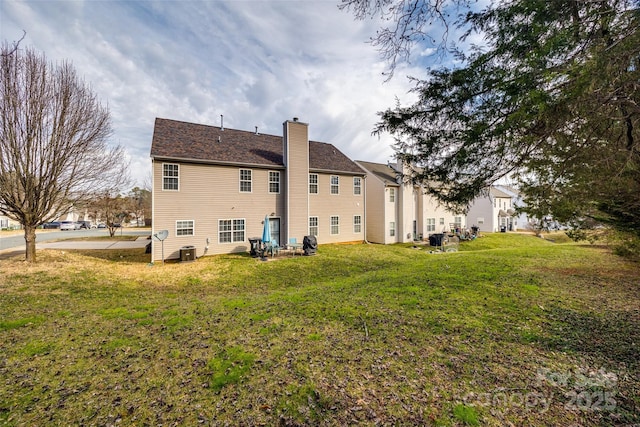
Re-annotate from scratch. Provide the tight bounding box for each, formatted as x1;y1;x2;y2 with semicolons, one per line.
0;228;151;251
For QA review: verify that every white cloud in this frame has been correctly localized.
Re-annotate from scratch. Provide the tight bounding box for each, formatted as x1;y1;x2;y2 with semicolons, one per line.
1;0;429;187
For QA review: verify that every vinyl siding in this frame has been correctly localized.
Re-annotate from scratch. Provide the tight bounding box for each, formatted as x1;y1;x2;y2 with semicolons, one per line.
421;195;464;235
467;197;495;232
283;121;309;244
308;173;364;244
362;177;386;244
152;160;284;260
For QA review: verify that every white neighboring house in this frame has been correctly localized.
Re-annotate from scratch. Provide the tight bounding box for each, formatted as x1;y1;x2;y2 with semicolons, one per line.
0;214;21;230
467;187;515;232
356;159;465;244
494;185;534;231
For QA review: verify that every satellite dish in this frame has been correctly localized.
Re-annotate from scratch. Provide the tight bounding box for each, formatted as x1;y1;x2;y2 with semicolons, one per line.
153;230;168;241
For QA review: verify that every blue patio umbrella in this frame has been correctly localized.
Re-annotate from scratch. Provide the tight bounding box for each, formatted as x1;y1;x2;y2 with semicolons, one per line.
261;215;271;245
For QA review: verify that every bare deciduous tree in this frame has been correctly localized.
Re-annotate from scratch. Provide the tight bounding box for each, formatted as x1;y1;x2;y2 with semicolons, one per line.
0;42;129;262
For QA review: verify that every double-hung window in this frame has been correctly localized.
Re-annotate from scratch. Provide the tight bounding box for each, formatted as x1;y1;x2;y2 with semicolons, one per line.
219;219;245;243
176;220;194;236
309;217;318;236
239;169;252;193
309;174;318;194
330;216;339;235
269;171;280;194
163;163;179;191
353;215;362;233
426;218;436;232
389;221;396;237
330;176;339;195
389;188;395;202
353;177;361;195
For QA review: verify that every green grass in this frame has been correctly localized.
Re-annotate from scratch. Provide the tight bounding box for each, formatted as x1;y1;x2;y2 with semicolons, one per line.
0;233;638;426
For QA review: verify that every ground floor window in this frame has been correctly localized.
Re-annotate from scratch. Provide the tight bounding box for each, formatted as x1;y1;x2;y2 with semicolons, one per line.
330;216;339;235
389;221;395;237
454;216;463;228
426;218;436;232
219;219;245;243
353;215;361;233
309;216;318;236
176;220;194;236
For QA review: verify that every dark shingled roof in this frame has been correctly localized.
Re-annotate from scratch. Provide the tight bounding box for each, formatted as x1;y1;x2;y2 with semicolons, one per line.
355;160;400;186
150;118;364;175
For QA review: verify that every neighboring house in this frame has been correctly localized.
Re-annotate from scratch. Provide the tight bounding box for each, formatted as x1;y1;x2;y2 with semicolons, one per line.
150;117;366;261
494;185;533;231
467;186;515;232
356;159;464;244
0;214;21;230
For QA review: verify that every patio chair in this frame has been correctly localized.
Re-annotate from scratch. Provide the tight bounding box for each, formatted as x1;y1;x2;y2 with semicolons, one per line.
265;240;282;257
288;237;303;256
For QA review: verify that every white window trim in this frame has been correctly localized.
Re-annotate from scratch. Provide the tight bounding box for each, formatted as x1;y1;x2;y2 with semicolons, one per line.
239;169;252;193
307;173;320;194
330;175;339;195
218;218;246;244
175;219;194;237
353;215;362;233
353;177;362;196
309;173;318;195
309;216;319;236
330;215;339;235
268;171;280;194
389;221;396;237
389;187;395;203
162;163;179;191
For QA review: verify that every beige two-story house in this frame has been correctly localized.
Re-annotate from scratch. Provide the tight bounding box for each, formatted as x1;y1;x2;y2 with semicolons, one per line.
150;117;366;261
356;159;465;244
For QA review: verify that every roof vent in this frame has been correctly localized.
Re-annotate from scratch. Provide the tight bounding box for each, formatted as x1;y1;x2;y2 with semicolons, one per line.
293;117;299;122
220;114;224;131
217;136;221;143
255;126;259;135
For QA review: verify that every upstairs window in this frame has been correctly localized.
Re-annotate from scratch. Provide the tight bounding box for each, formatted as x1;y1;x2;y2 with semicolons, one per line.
269;171;280;194
389;188;395;203
353;177;362;195
309;174;318;194
330;176;339;195
163;163;179;191
240;169;252;192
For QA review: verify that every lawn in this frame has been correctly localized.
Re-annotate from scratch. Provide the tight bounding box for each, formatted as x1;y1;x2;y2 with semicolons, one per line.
0;234;638;426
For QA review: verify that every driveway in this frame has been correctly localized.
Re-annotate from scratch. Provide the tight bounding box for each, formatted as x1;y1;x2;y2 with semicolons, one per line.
0;229;151;259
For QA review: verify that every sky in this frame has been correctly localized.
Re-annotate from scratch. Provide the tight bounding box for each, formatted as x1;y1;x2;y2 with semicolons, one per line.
1;0;439;187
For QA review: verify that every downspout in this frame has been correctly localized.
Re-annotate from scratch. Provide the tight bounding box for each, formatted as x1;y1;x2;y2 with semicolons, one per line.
150;158;156;262
363;174;370;244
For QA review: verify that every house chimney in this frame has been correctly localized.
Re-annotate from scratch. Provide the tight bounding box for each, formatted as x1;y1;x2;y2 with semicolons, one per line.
220;114;224;131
